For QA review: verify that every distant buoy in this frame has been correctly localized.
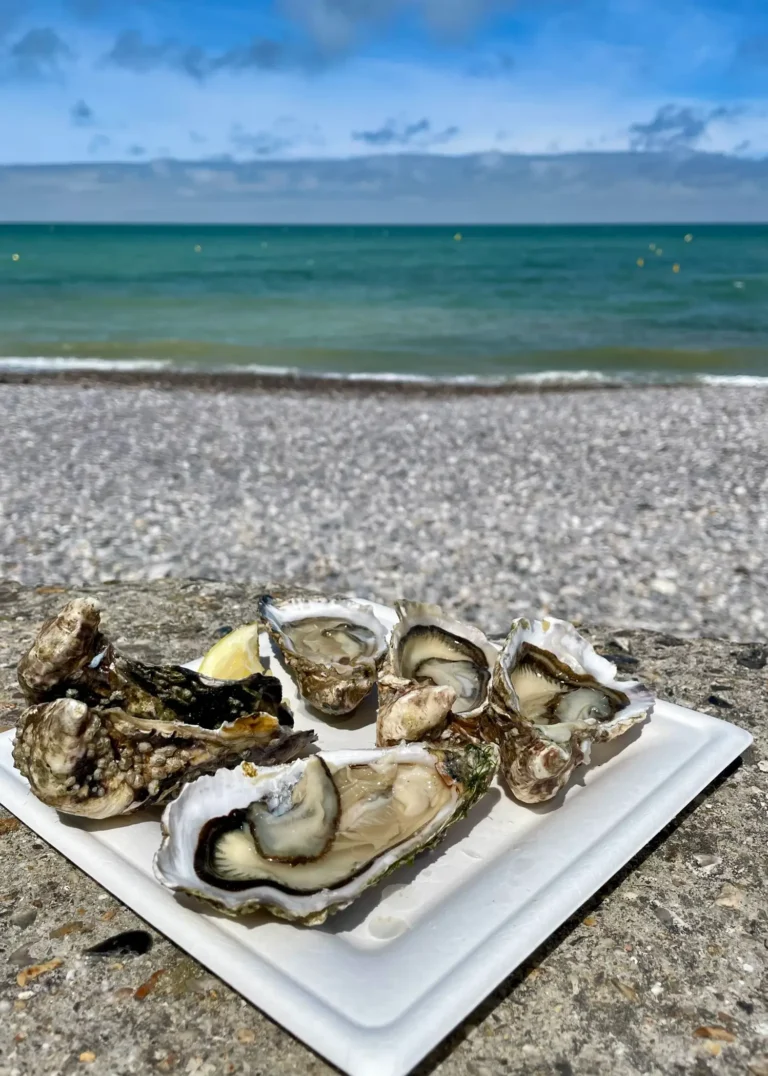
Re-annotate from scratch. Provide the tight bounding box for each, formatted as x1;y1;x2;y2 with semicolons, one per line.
11;253;19;261
684;233;693;242
636;257;645;267
672;263;680;273
194;244;202;253
453;232;462;241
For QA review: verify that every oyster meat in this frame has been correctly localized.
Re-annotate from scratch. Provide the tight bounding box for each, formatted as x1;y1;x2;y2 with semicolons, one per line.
154;740;499;924
13;599;315;818
259;592;388;716
376;601;498;747
486;617;655;803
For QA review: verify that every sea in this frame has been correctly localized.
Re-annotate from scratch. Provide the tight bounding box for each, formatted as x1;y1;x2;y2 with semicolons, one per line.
1;223;768;387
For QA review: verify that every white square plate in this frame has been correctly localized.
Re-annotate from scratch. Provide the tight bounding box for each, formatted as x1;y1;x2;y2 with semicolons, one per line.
0;601;752;1076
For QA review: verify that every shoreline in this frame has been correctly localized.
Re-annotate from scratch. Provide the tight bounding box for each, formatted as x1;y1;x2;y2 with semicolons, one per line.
0;363;767;398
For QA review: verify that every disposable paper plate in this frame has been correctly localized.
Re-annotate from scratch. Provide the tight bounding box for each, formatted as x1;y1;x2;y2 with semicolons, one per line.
0;601;752;1076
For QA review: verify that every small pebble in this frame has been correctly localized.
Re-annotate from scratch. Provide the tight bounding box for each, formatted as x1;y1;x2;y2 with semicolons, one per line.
109;987;135;1004
694;1026;736;1042
134;968;166;999
16;958;62;987
50;921;90;938
612;979;639;1002
9;945;35;967
10;907;37;928
694;853;721;873
737;646;767;670
650;577;677;596
716;883;744;909
653;905;675;926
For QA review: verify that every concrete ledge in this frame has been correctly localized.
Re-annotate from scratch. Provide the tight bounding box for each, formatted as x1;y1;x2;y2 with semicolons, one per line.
0;580;766;1076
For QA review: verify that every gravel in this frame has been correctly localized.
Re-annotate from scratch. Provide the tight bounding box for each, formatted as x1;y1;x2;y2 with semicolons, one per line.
1;382;766;640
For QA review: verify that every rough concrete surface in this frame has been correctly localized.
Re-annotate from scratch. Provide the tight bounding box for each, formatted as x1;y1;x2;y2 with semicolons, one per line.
0;581;766;1076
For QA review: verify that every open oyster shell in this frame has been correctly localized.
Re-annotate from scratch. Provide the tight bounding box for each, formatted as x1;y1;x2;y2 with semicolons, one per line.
154;740;500;925
13;599;315;818
485;617;655;803
376;601;499;747
258;592;388;716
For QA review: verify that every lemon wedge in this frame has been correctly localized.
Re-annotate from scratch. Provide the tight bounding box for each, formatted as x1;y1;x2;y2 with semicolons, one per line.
198;623;265;680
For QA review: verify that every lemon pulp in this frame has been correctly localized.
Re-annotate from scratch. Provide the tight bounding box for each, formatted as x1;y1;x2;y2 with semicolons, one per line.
198;623;265;680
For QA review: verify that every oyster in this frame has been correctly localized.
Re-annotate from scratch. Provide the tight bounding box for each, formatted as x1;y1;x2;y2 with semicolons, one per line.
486;617;655;803
376;601;498;747
13;599;314;818
154;740;499;924
259;592;388;716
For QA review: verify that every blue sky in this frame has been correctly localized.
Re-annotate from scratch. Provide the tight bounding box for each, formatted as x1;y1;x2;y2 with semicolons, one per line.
2;0;768;165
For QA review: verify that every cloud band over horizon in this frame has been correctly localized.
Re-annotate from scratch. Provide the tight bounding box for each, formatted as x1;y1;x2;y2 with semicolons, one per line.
2;149;768;223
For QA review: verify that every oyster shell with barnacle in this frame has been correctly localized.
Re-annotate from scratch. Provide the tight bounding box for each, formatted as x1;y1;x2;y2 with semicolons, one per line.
154;740;499;924
258;592;389;716
485;617;655;803
12;599;315;818
376;601;498;747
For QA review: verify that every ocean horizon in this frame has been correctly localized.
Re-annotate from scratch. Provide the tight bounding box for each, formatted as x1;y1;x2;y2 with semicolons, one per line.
2;222;768;387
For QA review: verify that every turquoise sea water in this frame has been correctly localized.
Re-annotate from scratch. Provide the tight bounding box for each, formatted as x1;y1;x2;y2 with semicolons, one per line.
1;223;768;384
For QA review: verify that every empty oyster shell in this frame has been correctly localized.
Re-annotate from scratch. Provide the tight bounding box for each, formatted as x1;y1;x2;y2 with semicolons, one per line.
486;617;655;803
376;601;498;747
259;592;388;716
154;740;500;924
13;599;314;818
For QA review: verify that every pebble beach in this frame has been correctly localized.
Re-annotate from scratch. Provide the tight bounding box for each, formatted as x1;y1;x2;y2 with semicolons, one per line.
1;380;766;640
